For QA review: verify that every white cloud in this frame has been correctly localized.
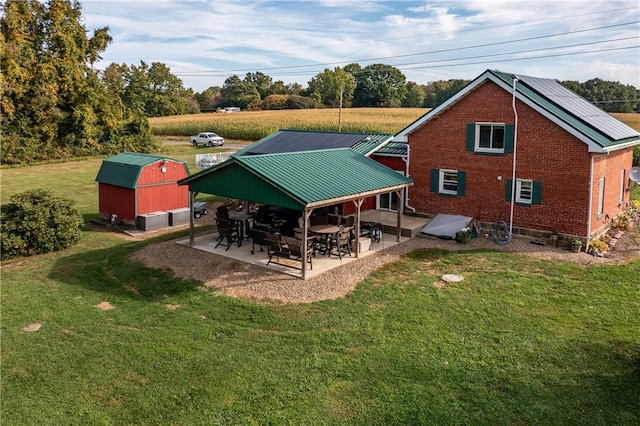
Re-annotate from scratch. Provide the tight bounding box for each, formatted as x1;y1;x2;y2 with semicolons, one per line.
83;0;640;91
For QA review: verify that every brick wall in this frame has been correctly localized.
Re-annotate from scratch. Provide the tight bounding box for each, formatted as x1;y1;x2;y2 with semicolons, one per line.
407;80;634;237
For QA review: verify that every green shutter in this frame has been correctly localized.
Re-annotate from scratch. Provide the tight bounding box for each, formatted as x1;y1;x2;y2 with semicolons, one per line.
504;124;514;153
532;181;542;204
506;179;513;201
465;123;475;151
431;169;439;192
457;171;466;196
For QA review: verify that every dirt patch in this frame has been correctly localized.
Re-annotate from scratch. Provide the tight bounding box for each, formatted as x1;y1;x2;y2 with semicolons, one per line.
22;322;42;332
96;301;115;310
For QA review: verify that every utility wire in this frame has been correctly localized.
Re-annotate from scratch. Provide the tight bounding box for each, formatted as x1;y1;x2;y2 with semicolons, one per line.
177;45;639;78
176;20;639;76
270;6;640;53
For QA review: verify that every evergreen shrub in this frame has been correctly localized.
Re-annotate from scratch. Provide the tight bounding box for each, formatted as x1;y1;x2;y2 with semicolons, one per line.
1;189;83;260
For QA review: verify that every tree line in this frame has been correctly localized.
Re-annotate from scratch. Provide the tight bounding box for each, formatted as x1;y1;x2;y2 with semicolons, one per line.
1;0;638;166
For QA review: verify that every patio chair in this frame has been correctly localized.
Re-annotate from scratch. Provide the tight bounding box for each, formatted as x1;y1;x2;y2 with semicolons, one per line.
341;215;355;227
216;205;230;219
328;213;342;225
283;236;313;270
250;224;270;254
265;233;290;266
328;226;352;259
214;217;241;251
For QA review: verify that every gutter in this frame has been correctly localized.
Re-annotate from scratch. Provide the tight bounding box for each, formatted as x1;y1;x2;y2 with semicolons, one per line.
587;155;594;238
602;138;640;153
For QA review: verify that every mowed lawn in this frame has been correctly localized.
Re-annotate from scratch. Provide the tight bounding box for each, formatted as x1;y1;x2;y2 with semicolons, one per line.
2;110;640;424
2;235;639;424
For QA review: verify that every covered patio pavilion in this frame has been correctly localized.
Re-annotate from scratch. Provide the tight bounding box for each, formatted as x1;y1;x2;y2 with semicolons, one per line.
178;148;413;279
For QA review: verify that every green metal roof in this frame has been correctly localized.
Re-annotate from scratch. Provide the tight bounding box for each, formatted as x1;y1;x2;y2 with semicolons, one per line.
180;148;413;210
374;141;408;156
233;130;394;157
350;133;394;155
95;152;188;189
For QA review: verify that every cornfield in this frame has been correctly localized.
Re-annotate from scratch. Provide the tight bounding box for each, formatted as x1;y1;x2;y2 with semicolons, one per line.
149;108;429;140
613;113;640;132
150;109;640;143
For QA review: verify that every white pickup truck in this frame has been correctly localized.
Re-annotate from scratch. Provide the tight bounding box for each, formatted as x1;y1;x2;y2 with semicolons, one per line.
191;132;224;146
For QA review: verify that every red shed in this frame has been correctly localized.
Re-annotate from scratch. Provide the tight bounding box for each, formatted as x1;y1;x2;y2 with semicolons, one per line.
95;152;190;227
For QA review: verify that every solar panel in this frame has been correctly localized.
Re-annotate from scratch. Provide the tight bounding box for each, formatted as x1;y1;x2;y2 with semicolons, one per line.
245;131;369;154
519;75;638;140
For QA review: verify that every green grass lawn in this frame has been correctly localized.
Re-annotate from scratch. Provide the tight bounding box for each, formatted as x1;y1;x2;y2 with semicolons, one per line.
2;234;639;424
2;152;640;424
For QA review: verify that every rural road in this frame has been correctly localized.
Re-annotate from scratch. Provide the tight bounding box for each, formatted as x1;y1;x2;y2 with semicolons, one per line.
162;140;248;151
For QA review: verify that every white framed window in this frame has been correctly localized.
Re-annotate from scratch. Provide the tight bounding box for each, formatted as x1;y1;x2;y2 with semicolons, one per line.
619;169;626;204
597;177;605;217
476;123;505;153
516;179;533;204
439;169;459;195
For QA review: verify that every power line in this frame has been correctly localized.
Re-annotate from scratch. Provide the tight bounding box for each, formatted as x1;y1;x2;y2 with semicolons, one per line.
211;45;637;79
237;6;640;55
175;21;639;77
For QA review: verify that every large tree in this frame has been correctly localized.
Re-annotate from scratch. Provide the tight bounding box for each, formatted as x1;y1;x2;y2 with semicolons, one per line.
561;78;638;113
351;63;407;107
307;67;356;108
402;81;425;108
195;86;222;112
422;79;470;108
244;71;273;100
219;75;260;109
119;61;195;116
0;0;153;164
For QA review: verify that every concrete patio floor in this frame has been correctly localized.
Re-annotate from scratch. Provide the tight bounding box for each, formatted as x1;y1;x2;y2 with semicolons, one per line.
176;210;429;279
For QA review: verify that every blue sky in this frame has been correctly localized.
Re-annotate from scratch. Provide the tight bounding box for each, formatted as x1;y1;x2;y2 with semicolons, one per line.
82;0;640;93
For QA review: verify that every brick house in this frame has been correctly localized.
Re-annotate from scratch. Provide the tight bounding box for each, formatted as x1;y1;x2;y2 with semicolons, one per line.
395;69;640;239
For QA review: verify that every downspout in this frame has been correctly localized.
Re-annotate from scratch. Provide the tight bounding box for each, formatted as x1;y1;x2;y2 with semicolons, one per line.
509;75;520;234
587;155;594;238
404;143;416;212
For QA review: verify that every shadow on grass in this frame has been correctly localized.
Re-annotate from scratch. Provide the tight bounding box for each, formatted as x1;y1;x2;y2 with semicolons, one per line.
49;232;202;301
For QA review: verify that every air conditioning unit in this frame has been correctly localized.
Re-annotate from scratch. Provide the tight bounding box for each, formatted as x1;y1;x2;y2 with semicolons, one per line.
137;212;168;230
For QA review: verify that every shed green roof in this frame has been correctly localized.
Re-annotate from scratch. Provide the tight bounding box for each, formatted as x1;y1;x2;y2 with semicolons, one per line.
95;152;188;189
180;148;413;210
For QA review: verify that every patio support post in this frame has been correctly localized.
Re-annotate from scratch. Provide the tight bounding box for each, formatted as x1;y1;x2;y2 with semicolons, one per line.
396;189;402;242
301;208;313;279
189;191;195;247
352;198;364;258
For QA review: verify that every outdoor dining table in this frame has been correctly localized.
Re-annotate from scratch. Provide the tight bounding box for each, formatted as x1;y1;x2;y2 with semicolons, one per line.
308;224;341;255
229;212;254;241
